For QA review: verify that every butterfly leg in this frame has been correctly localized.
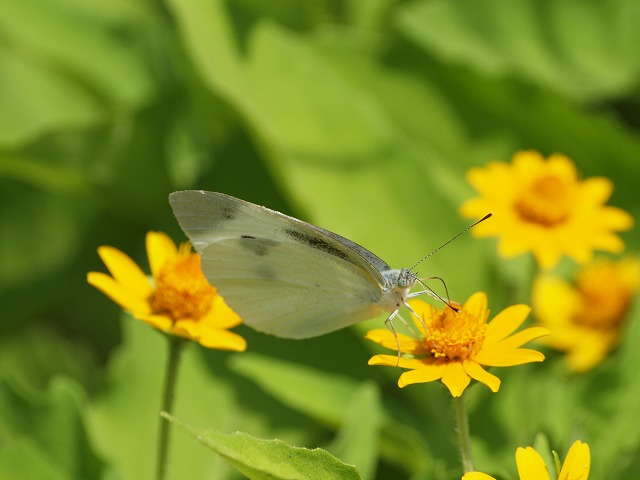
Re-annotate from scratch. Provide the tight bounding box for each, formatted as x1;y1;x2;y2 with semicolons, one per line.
394;311;418;337
404;301;432;340
384;308;403;365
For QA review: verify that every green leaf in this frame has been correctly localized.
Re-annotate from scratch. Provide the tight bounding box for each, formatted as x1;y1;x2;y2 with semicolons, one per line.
0;155;90;194
0;183;87;292
0;0;154;106
88;318;236;480
587;298;640;478
164;414;363;480
0;50;101;148
397;0;640;101
0;325;98;394
228;353;359;427
0;376;108;480
0;0;155;147
166;0;492;296
327;382;382;480
228;353;432;475
88;317;319;480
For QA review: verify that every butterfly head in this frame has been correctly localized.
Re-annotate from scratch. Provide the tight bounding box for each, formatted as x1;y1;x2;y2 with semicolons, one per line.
397;267;417;289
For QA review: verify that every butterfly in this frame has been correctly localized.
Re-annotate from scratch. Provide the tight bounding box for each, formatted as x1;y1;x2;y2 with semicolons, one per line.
169;190;488;339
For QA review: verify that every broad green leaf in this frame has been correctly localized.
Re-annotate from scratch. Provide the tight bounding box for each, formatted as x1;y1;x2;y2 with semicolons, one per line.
0;437;71;480
87;317;317;480
228;353;359;427
168;0;487;298
87;317;237;480
0;376;108;480
0;155;90;194
164;414;363;480
397;0;640;101
327;382;382;480
0;0;154;106
0;51;100;148
0;183;87;292
228;353;433;475
587;298;640;478
0;325;98;394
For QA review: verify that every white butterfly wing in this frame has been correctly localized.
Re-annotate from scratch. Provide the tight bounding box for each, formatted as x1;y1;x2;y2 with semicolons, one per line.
169;191;391;338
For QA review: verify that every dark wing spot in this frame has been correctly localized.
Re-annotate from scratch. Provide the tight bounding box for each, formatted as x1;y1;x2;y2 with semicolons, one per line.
256;265;277;279
284;228;351;262
239;235;278;256
220;206;238;220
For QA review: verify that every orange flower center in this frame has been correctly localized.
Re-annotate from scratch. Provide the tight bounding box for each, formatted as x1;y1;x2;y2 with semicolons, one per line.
573;263;633;329
514;174;574;227
420;304;487;360
151;253;217;321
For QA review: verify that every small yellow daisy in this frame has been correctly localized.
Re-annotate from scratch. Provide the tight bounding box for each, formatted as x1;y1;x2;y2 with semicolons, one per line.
533;256;639;372
366;292;549;397
463;440;590;480
87;231;246;351
460;151;633;270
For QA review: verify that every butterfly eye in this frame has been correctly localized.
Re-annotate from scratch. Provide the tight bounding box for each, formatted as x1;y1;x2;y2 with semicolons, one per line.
396;268;415;289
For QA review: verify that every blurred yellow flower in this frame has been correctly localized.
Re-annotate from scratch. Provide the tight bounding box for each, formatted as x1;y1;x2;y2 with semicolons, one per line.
462;440;590;480
366;292;549;397
87;231;246;351
533;256;639;372
460;151;633;270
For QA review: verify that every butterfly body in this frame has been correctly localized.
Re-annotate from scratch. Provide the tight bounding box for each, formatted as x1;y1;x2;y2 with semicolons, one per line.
169;190;417;339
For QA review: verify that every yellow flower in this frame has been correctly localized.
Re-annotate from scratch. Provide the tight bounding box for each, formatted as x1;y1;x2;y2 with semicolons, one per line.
460;151;633;270
533;256;639;372
463;440;590;480
366;292;549;397
87;231;247;351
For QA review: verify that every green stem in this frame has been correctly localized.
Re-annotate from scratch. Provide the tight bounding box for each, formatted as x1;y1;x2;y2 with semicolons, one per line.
455;392;474;473
156;336;185;480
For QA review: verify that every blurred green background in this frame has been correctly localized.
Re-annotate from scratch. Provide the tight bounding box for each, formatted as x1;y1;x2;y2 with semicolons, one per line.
1;0;639;479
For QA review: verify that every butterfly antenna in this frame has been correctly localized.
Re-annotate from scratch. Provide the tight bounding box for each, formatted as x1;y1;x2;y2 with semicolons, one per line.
409;213;492;272
415;277;459;313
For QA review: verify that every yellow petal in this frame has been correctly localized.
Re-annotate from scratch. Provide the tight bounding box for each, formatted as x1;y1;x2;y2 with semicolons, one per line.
87;272;152;314
146;231;179;278
368;354;428;370
463;360;500;393
365;329;425;354
513;150;545;174
558;440;590;480
201;295;243;329
475;348;545;367
492;327;551;350
599;206;634;230
96;246;153;298
406;299;433;330
460;198;494;222
565;336;611;373
515;447;551;480
463;292;488;320
497;235;533;258
441;361;470;397
172;319;200;338
532;276;580;328
485;304;532;344
579;177;612;205
546;153;578;181
397;362;446;388
462;473;496;480
591;233;625;252
564;242;593;265
134;313;173;331
532;244;563;271
198;326;247;351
